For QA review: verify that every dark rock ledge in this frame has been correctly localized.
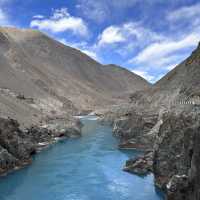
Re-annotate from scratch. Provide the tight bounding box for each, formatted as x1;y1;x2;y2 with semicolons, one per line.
123;152;153;176
0;117;82;176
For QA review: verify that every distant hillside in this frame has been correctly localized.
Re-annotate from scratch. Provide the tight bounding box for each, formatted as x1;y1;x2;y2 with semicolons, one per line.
0;27;150;125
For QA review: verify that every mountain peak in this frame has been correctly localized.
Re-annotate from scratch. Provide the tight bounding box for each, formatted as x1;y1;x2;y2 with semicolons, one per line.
0;26;43;42
0;26;150;125
185;41;200;65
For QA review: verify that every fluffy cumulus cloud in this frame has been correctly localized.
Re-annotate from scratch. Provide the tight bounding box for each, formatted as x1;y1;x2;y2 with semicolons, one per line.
128;32;200;83
128;3;200;81
131;33;200;66
95;2;200;83
98;22;162;47
30;8;88;37
98;26;126;46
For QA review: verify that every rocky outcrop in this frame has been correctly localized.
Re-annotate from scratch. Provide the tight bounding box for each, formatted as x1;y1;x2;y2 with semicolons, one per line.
153;111;200;200
113;111;158;149
123;152;153;175
0;117;82;175
0;118;35;175
122;110;200;200
101;41;200;200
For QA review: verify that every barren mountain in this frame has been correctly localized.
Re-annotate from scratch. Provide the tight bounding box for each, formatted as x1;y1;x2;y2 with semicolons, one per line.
0;27;150;125
128;42;200;111
154;42;200;99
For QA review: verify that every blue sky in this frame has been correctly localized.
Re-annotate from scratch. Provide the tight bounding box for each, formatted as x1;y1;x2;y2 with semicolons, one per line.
0;0;200;82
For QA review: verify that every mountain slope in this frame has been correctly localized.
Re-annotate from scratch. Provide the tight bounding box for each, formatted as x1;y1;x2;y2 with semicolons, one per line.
128;42;200;110
154;42;200;98
0;27;150;125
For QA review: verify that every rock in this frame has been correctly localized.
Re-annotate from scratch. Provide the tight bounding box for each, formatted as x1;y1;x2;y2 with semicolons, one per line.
0;145;18;174
0;118;36;160
0;118;36;175
152;111;200;200
123;152;153;176
118;139;149;150
0;116;82;176
113;111;158;149
117;109;200;200
41;117;82;139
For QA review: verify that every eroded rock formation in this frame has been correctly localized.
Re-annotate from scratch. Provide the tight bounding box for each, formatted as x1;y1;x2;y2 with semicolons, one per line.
0;117;82;175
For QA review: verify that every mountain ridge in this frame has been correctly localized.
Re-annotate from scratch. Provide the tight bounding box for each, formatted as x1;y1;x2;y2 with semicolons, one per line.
0;26;150;126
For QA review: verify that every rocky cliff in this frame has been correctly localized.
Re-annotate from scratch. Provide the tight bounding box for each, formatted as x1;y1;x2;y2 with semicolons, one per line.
123;110;200;200
153;111;200;199
100;42;200;200
0;116;82;175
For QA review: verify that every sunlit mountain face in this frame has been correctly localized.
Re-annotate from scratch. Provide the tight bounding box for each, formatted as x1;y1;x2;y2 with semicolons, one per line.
1;0;199;83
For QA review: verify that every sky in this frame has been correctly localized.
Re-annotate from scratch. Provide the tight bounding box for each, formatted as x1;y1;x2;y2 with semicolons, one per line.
0;0;200;83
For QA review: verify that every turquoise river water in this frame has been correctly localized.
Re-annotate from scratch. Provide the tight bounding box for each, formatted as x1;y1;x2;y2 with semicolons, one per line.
0;116;164;200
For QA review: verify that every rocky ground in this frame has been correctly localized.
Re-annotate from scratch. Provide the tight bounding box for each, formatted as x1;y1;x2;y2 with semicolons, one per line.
0;116;82;176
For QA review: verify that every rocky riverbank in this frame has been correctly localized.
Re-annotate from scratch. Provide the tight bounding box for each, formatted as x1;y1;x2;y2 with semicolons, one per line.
102;108;200;200
0;116;82;176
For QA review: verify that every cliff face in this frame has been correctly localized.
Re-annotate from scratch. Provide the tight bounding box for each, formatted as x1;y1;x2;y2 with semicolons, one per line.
102;42;200;200
121;110;200;200
153;111;200;200
113;111;158;149
0;117;82;175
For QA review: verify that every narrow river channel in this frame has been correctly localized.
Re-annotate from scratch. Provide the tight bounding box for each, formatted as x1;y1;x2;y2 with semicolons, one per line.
0;116;164;200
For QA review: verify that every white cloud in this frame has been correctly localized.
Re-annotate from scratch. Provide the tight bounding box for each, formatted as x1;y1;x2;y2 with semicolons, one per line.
0;8;9;25
167;3;200;22
98;22;162;46
81;49;98;60
98;26;126;46
33;15;44;19
166;63;178;71
76;0;148;23
30;8;88;37
131;69;155;82
76;0;137;23
76;0;109;23
131;33;200;66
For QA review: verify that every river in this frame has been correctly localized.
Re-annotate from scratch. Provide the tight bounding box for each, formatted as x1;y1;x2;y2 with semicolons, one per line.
0;116;164;200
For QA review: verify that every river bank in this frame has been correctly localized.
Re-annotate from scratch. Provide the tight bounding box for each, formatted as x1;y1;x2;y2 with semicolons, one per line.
98;106;200;200
0;116;82;176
